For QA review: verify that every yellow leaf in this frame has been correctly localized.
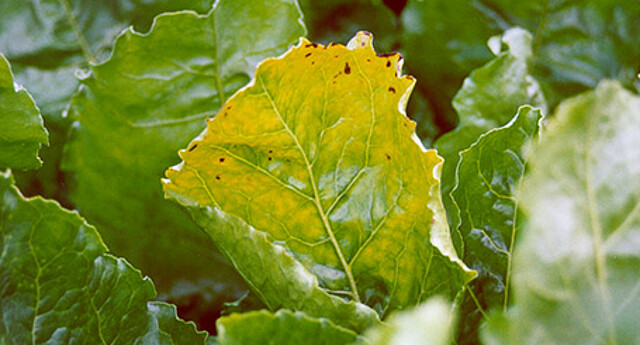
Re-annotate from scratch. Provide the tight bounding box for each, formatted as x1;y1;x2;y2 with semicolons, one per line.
164;32;474;329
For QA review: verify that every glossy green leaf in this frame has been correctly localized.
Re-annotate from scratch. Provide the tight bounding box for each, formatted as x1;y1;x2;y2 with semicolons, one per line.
164;32;474;331
0;171;207;344
483;81;640;344
61;0;306;302
365;297;456;345
215;310;363;345
435;28;546;244
450;106;543;344
0;54;48;170
0;0;215;122
401;0;640;123
2;0;216;203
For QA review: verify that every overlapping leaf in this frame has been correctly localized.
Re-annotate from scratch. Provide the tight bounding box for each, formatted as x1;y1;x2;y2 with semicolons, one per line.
61;0;306;303
164;32;474;331
434;28;546;244
450;106;543;344
401;0;640;124
0;172;207;344
483;81;640;344
0;54;48;170
0;0;216;203
215;310;363;345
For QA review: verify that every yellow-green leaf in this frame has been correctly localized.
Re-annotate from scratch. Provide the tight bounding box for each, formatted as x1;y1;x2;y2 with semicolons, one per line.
164;32;474;331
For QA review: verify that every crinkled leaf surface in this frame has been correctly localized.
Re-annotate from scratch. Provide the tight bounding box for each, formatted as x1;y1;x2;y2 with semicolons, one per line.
365;297;456;345
435;28;546;246
61;0;306;302
451;106;543;344
0;0;215;123
483;81;640;345
0;54;48;170
215;310;363;345
0;172;207;345
164;32;473;331
1;0;216;203
401;0;640;123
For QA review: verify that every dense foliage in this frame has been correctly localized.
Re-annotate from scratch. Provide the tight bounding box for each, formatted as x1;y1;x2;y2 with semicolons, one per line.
1;0;639;344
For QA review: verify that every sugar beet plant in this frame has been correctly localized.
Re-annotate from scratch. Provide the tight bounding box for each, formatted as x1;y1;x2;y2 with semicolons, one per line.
1;0;639;344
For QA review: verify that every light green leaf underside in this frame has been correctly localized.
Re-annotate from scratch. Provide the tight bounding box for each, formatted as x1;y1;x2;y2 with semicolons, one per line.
483;81;640;345
61;0;306;297
0;172;207;344
216;310;363;345
435;28;546;250
365;297;456;345
0;54;48;170
164;32;473;330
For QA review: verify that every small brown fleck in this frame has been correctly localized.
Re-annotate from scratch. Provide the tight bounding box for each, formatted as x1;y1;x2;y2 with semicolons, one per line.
219;157;225;163
386;60;391;68
385;153;391;160
311;61;315;65
268;157;272;161
388;87;396;93
188;144;198;152
367;58;371;62
223;112;228;117
332;80;336;84
227;105;232;110
305;43;318;48
305;52;312;58
215;175;221;180
329;42;337;47
334;55;339;58
344;62;351;75
268;150;273;154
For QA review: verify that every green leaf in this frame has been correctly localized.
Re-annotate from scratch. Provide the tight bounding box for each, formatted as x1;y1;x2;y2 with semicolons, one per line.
0;171;207;344
1;0;216;202
0;54;48;170
450;106;543;343
215;310;363;345
164;32;474;331
0;0;216;122
61;0;306;302
401;0;640;123
435;28;546;245
482;81;640;344
365;297;456;345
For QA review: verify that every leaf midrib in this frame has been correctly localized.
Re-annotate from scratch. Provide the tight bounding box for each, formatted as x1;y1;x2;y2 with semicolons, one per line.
257;75;361;303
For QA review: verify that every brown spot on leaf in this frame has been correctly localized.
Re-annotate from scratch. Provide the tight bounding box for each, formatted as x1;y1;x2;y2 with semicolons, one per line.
215;176;221;180
188;144;198;152
385;153;391;160
388;87;396;93
219;157;225;163
305;52;312;58
268;157;272;161
344;62;351;75
386;60;391;68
